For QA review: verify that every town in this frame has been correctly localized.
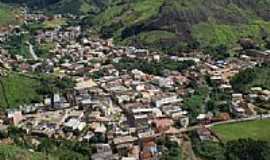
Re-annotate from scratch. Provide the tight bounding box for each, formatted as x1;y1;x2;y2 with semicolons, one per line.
0;9;270;160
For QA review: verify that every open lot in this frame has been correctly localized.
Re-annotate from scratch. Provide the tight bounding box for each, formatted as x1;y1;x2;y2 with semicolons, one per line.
212;119;270;142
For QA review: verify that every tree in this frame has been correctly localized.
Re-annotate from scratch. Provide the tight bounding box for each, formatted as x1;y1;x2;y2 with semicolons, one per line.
239;38;257;50
204;44;230;60
225;139;270;160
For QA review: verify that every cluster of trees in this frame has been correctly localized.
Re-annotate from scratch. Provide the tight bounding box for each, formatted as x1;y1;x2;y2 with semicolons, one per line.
1;33;31;58
0;127;93;160
183;87;208;123
0;0;61;9
114;57;195;76
157;137;181;160
230;63;270;93
37;138;92;160
203;44;230;60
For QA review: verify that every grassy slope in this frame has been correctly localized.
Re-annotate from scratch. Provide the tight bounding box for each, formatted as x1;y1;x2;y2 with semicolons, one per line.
0;3;20;27
0;144;56;160
212;119;270;142
192;20;270;47
48;0;110;14
43;18;67;28
0;73;43;108
95;0;164;28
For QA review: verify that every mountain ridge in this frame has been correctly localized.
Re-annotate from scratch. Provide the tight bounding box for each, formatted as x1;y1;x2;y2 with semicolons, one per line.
2;0;270;52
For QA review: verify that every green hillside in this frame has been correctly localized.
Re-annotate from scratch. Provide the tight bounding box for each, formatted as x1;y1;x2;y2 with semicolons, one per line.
88;0;270;51
0;0;110;14
0;72;74;109
0;73;43;109
0;3;21;27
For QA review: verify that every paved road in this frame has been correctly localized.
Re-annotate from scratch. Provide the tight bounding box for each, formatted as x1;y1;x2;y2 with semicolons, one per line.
27;42;38;60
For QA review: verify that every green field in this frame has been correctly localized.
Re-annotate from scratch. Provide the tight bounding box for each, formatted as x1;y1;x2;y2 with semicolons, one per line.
0;73;43;109
212;119;270;142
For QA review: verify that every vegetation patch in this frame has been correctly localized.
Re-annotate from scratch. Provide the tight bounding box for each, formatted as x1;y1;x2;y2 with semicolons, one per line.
43;18;67;29
0;72;74;109
192;21;270;47
0;73;43;109
1;33;31;58
0;3;21;27
0;144;56;160
114;57;195;76
231;63;270;93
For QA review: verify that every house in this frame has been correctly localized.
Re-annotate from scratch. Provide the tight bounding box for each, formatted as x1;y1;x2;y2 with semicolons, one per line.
232;106;246;118
113;136;138;157
96;143;112;153
157;77;174;88
53;93;62;108
91;151;114;160
197;127;215;141
196;114;212;124
7;110;24;126
122;158;137;160
232;93;243;102
63;118;86;132
113;136;138;146
152;118;173;133
155;96;182;108
139;140;158;160
75;79;97;91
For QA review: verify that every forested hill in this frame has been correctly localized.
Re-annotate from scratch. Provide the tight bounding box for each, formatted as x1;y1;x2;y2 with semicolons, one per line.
88;0;270;52
2;0;270;52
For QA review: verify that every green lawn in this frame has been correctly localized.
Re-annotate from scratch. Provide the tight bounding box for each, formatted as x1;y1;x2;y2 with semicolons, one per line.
212;119;270;142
